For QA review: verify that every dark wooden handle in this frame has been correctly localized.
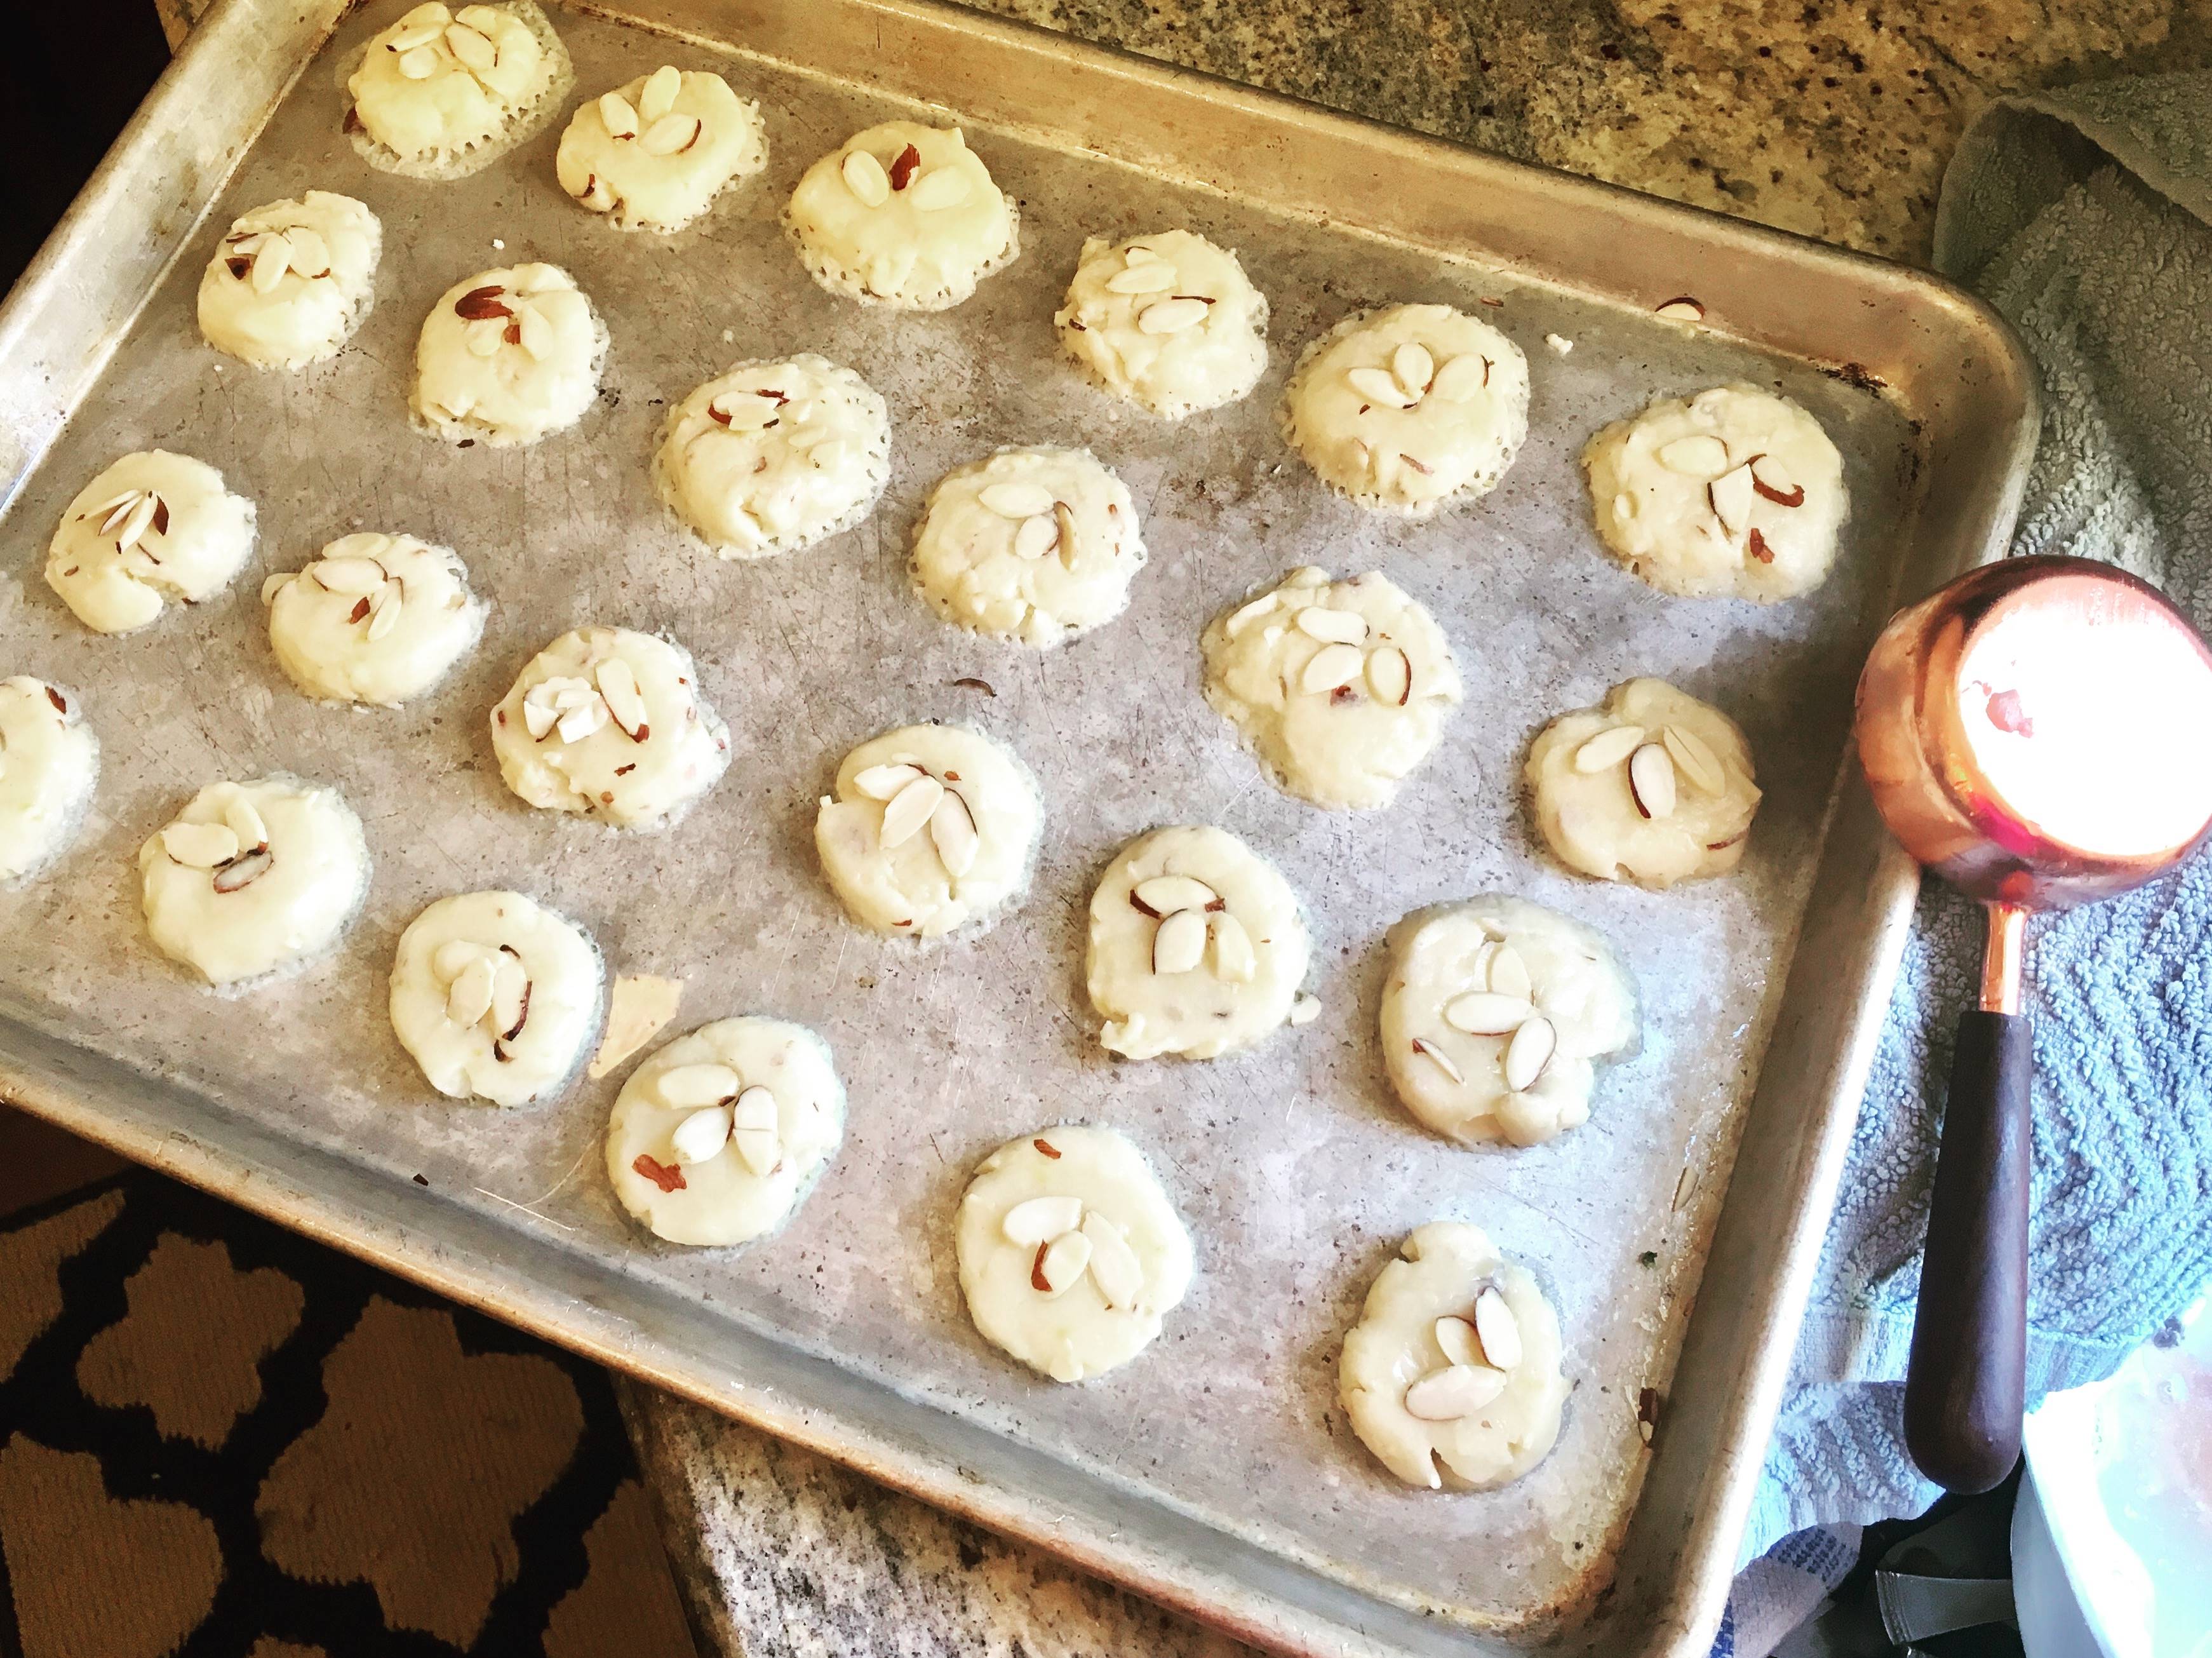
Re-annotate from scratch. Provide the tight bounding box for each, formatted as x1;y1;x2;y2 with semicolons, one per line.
1903;1009;2032;1493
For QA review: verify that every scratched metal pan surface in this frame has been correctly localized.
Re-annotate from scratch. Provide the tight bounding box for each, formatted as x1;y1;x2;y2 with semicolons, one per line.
0;0;2037;1650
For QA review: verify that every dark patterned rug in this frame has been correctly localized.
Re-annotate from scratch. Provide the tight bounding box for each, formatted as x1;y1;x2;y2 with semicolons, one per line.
0;1169;698;1658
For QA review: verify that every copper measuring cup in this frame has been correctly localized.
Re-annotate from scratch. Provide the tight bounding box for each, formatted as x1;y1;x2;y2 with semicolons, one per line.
1853;555;2212;1492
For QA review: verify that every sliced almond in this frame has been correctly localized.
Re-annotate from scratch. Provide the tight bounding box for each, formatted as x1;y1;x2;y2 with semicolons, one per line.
1427;353;1488;401
1503;1015;1557;1092
385;17;446;49
1654;297;1706;322
879;773;944;849
927;788;979;877
1209;911;1256;983
555;698;607;744
1138;297;1209;334
840;149;891;206
432;938;486;981
260;572;293;604
1012;513;1059;560
1411;1037;1463;1084
978;480;1054;520
1052;501;1078;565
1628;743;1677;819
1574;724;1645;773
312;556;386;595
641;113;702;156
1473;1286;1524;1370
1708;463;1757;536
365;582;401;642
224;797;268;852
669;1104;732;1165
1391;342;1435;401
490;952;529;1040
1661;724;1725;795
1035;1230;1093;1297
249;231;292;293
1300;642;1365;696
112;492;161;551
730;1124;780;1176
1105;262;1176;293
1485;942;1532;1002
1080;1213;1143;1309
435;954;495;1025
162;821;239;868
1404;1364;1508;1420
1223;593;1277;636
639;64;683;121
1749;453;1806;506
587;974;685;1079
1003;1194;1084;1246
444;22;497;72
1443;992;1532;1035
658;1061;741;1109
706;389;781;431
95;492;144;535
1434;1316;1484;1368
397;43;440;78
1656;435;1729;477
730;1084;778;1137
596;658;650;740
521;698;558;739
1365;646;1412;707
1131;874;1217;917
908;168;971;211
514;303;553;360
1346;365;1412;407
1294;606;1367;645
852;762;923;800
285;227;330;277
1122;244;1162;264
466;317;506;357
211;848;272;893
598;90;640;137
1151;908;1207;974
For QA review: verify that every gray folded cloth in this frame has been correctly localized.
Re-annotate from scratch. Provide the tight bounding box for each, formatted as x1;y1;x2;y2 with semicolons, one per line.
1739;68;2212;1565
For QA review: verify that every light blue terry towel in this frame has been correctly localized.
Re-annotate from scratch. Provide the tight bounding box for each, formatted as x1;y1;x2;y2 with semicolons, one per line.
1738;69;2212;1565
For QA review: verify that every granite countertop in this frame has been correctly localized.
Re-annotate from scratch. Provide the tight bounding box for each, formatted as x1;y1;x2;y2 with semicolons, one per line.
622;4;2211;1653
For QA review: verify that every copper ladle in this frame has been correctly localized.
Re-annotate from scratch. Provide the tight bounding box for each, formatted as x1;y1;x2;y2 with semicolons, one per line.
1854;555;2212;1493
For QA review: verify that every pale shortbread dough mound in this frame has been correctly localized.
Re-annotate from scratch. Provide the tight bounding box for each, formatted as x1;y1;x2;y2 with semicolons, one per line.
911;447;1146;646
1339;1221;1569;1490
491;626;730;830
654;355;890;558
1380;896;1639;1147
0;679;98;885
138;777;369;988
605;1016;846;1247
389;890;601;1106
1200;566;1463;811
1280;304;1530;515
346;1;572;179
264;532;486;706
955;1125;1194;1383
815;724;1042;940
1525;678;1760;889
46;452;257;636
1054;230;1268;419
1086;825;1310;1060
556;65;767;232
1584;384;1848;601
785;121;1018;310
412;264;606;447
197;192;382;370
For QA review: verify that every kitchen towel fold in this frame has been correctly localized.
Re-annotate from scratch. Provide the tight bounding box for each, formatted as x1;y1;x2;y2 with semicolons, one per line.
1738;68;2212;1566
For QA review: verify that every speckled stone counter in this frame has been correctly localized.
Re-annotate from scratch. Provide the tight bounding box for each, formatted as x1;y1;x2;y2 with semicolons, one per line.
617;4;2207;1652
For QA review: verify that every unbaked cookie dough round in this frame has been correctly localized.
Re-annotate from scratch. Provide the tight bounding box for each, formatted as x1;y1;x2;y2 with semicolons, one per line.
138;777;370;988
814;724;1042;940
1525;678;1760;889
264;532;486;706
556;65;767;232
1339;1222;1569;1490
345;0;572;179
910;447;1146;646
1086;825;1310;1060
955;1125;1194;1383
491;626;730;830
1200;566;1463;811
1583;384;1847;602
1053;229;1268;419
389;890;601;1105
0;678;98;886
1380;896;1639;1147
784;121;1018;310
45;452;257;637
1280;304;1529;515
412;263;606;447
197;191;382;370
605;1016;846;1246
654;355;890;558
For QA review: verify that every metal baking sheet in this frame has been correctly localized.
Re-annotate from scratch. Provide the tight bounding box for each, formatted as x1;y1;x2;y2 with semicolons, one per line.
0;0;2037;1652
